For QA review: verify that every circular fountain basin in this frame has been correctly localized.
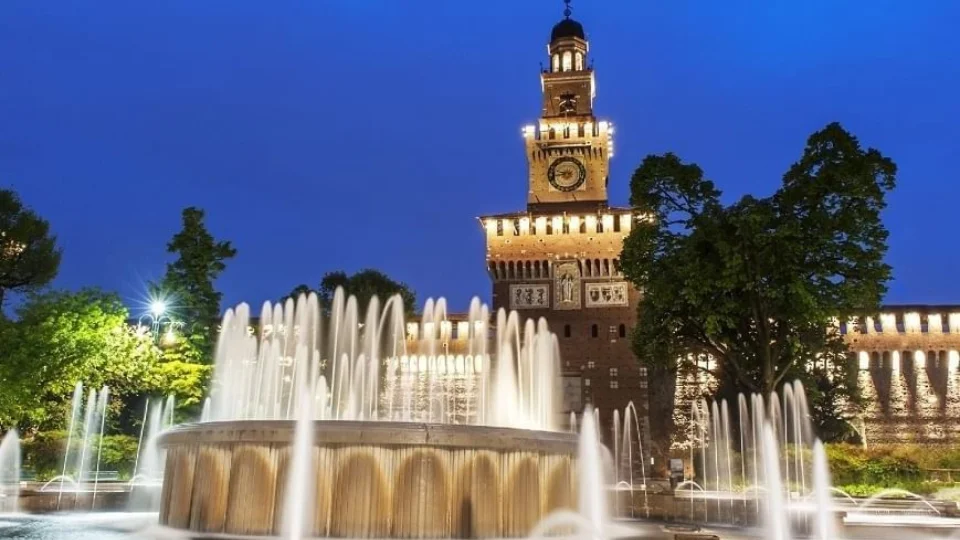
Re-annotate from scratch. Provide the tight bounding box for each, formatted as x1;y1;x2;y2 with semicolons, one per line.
157;421;578;538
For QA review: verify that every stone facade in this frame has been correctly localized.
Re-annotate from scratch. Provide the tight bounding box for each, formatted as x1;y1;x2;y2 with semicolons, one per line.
478;13;647;441
843;306;960;444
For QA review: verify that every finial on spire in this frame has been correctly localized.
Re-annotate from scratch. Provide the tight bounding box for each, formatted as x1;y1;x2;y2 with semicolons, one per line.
563;0;572;19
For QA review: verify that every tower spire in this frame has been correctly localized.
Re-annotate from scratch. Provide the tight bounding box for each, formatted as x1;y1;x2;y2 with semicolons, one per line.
563;0;572;19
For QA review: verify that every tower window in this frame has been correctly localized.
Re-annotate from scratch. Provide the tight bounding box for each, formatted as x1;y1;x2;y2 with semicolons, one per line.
618;324;626;338
562;51;572;72
496;220;503;236
609;367;618;377
564;324;571;338
552;54;560;72
591;324;598;338
575;52;584;71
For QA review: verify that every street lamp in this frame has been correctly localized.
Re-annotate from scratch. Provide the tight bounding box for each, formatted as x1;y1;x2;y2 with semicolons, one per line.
140;297;174;344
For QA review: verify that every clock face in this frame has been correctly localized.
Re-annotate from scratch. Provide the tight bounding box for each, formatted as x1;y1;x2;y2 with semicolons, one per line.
547;157;587;192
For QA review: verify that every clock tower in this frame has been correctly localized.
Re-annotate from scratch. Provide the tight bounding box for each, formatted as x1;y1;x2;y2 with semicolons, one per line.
525;3;613;211
479;1;647;441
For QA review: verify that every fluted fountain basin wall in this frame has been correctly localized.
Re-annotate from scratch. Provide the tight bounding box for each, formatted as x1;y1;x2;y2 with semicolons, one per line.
157;421;578;538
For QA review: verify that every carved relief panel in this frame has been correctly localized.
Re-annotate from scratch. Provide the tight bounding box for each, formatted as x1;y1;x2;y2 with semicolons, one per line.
509;284;549;310
553;260;582;310
584;282;629;308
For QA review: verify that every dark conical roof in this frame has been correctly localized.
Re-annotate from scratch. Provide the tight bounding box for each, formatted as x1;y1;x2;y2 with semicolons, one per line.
551;18;585;41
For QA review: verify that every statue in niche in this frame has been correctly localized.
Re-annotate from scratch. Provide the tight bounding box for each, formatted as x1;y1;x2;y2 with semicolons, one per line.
560;273;575;303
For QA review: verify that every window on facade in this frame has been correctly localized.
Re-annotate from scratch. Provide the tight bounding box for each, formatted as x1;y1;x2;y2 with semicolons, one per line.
552;54;560;72
549;128;556;140
563;126;570;139
609;367;618;377
579;220;587;234
618;324;626;338
596;219;604;233
564;324;571;338
546;221;553;235
575;52;583;70
562;219;570;234
496;220;503;236
512;219;520;236
610;380;619;389
613;217;621;232
587;361;595;369
584;378;591;387
562;51;572;71
608;325;617;340
591;324;598;338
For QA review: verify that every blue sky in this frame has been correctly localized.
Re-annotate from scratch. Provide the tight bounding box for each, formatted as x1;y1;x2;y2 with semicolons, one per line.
2;1;958;314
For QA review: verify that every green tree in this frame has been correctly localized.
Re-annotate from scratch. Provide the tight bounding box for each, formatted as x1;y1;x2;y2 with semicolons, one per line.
0;188;61;310
620;123;895;463
0;289;159;431
306;269;416;316
156;207;236;363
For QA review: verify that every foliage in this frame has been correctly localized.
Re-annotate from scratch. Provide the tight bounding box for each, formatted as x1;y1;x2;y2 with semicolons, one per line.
0;288;208;433
621;123;896;456
0;188;62;309
0;289;160;431
286;269;417;317
20;430;139;480
155;207;236;363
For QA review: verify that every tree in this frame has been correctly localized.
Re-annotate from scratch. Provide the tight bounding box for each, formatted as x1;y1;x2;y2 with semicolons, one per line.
0;289;159;431
0;188;61;309
620;123;896;462
156;207;236;363
312;269;417;316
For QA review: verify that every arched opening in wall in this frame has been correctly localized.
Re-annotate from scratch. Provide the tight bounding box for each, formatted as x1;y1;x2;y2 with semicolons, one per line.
513;219;520;236
543;260;550;277
488;262;497;279
612;259;621;275
596;218;604;233
579;219;586;234
552;54;560;72
549;128;556;140
564;324;571;338
562;51;572;71
525;261;532;279
591;324;598;338
578;124;585;137
546;220;553;235
574;52;583;71
508;261;515;280
618;324;626;338
499;261;506;280
563;126;570;138
613;216;621;232
562;218;570;234
594;259;601;276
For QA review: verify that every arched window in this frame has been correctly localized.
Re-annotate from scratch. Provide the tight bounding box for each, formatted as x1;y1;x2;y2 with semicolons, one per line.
591;324;598;338
548;128;556;140
564;324;571;338
562;51;573;72
579;220;586;234
552;54;560;72
618;324;626;338
575;52;583;71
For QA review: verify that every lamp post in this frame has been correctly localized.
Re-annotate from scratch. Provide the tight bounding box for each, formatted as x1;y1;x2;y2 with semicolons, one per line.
139;300;172;344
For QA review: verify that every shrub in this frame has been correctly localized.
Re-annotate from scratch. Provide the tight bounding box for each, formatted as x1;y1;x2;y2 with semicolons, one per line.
21;431;140;481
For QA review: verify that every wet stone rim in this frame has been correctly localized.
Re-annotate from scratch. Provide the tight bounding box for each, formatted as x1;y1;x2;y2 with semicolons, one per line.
157;420;579;454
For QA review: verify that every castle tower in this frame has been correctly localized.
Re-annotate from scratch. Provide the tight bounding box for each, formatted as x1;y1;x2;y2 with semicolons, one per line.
479;1;647;436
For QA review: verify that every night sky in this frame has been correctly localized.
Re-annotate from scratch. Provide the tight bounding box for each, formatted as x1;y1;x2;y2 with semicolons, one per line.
2;1;958;315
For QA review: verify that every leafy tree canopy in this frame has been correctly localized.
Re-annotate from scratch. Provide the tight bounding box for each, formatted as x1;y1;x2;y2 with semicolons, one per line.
285;269;417;317
621;123;896;445
156;207;236;362
0;188;61;309
0;288;207;433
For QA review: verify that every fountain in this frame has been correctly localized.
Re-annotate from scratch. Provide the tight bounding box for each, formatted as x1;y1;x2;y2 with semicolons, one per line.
157;289;578;538
0;430;20;513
